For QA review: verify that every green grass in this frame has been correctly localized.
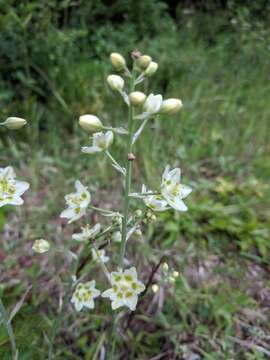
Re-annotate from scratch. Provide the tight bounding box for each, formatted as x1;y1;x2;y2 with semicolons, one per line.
0;6;270;360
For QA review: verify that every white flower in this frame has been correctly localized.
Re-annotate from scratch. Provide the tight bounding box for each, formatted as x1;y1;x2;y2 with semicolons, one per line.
81;131;114;154
143;93;163;115
32;239;50;253
91;248;109;263
102;267;145;311
0;166;29;207
161;166;192;212
60;180;91;223
71;281;100;311
141;184;169;212
72;223;101;241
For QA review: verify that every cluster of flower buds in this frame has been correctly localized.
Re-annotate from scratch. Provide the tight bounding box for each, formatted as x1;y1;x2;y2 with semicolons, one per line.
106;51;183;118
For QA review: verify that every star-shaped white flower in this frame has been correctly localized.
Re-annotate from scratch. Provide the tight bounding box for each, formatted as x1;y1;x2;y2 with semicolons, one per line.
81;131;114;154
72;223;101;241
60;180;91;223
143;93;163;115
71;281;100;311
91;248;109;263
161;165;192;212
141;184;169;212
0;166;29;207
102;267;145;311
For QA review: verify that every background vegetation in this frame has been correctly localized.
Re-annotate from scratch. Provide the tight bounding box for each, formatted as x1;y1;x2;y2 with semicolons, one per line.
0;0;269;359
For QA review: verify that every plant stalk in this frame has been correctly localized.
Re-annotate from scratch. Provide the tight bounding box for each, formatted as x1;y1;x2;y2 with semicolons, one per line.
120;74;135;267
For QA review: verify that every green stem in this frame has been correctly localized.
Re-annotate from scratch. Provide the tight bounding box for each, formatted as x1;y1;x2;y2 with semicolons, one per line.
0;298;18;360
105;150;125;175
89;205;117;215
120;75;135;268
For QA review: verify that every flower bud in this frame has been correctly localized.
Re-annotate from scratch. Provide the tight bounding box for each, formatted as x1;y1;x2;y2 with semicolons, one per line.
79;115;103;133
163;262;169;272
32;239;50;253
144;61;158;77
137;55;152;69
3;117;27;130
134;209;143;218
107;75;124;91
129;91;146;107
134;229;142;237
112;231;122;243
160;99;183;115
110;52;126;71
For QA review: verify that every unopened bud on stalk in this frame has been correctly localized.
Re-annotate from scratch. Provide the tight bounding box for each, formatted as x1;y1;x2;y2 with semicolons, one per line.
160;99;183;115
144;61;158;77
79;115;103;133
137;55;152;69
32;239;50;253
134;229;142;237
3;117;27;130
110;52;126;71
129;91;146;107
112;231;122;243
107;75;124;91
134;209;143;218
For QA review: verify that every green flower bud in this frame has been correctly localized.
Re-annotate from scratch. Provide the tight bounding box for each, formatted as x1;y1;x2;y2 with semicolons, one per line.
129;91;146;107
79;115;103;133
3;117;27;130
110;52;126;71
160;99;183;115
137;55;152;70
144;61;158;77
107;74;124;91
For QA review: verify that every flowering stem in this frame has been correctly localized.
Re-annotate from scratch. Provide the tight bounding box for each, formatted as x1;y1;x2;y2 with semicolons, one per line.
120;73;135;267
0;298;18;360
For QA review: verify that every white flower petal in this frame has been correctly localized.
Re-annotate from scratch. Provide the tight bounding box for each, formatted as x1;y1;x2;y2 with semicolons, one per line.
3;166;15;179
105;131;114;147
84;300;95;309
166;196;188;212
125;296;138;311
74;300;83;312
179;184;192;198
81;146;102;154
111;298;124;310
102;288;115;299
60;207;76;219
7;196;24;206
14;181;29;195
124;267;137;280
